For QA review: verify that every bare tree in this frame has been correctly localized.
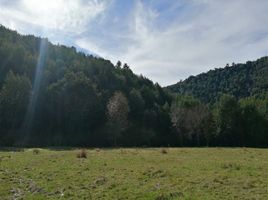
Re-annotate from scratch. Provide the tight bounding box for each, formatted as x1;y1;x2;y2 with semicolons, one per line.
107;91;129;146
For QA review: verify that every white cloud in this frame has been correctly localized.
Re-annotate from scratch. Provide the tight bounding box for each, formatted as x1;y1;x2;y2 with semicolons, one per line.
75;0;268;85
1;0;268;86
0;0;108;35
123;0;268;85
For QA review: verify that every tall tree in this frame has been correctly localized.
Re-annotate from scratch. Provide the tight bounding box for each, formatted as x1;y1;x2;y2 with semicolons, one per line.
0;71;32;130
106;91;129;146
214;95;242;146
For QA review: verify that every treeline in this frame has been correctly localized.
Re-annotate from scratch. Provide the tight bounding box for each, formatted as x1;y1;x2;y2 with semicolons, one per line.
170;94;268;147
0;25;267;147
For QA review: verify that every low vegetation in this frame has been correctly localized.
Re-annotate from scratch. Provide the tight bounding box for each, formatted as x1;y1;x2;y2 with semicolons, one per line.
76;149;87;159
0;148;267;199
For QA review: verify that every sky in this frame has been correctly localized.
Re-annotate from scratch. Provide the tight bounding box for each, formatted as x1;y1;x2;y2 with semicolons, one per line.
0;0;268;86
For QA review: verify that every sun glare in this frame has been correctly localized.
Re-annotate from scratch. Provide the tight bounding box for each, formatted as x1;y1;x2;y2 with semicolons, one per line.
21;0;65;30
23;0;62;13
10;0;106;33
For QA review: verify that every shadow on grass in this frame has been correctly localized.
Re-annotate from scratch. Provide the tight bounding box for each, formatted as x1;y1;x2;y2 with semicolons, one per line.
0;147;25;152
0;146;78;152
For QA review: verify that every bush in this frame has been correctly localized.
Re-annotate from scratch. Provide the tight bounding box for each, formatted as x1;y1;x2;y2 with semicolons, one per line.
76;149;87;158
160;148;168;154
33;149;40;155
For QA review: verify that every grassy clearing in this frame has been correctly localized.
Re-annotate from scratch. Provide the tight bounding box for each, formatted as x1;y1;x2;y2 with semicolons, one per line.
0;148;267;200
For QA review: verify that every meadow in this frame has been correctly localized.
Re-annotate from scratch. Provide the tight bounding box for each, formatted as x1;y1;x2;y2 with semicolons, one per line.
0;148;267;200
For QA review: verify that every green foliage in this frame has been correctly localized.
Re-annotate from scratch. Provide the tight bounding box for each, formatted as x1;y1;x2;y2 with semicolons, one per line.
0;25;171;146
170;95;212;146
211;94;268;147
0;25;267;147
0;71;31;130
167;57;268;103
239;96;268;147
167;56;268;147
213;95;242;146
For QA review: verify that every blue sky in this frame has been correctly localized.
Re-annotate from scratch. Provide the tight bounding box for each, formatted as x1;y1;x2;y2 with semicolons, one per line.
0;0;268;86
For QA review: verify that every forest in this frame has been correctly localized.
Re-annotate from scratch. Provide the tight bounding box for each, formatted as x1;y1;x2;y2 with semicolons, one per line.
167;57;268;103
0;25;267;147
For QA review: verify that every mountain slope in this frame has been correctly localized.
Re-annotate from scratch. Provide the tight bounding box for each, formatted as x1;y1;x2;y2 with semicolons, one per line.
0;25;172;146
167;57;268;103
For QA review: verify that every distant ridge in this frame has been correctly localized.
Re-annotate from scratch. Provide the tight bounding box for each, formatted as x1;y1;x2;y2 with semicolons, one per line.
167;57;268;103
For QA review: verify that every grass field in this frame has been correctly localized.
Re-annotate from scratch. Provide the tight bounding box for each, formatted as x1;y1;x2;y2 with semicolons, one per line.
0;148;267;200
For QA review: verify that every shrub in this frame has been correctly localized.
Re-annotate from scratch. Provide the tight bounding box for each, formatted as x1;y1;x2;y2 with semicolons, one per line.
221;162;241;170
76;149;87;158
33;149;40;155
160;148;168;154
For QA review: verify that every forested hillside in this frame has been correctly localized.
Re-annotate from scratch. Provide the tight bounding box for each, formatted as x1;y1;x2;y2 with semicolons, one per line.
0;25;267;147
0;25;172;146
167;58;268;103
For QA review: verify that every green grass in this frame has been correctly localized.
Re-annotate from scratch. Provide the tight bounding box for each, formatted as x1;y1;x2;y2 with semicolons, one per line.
0;148;267;200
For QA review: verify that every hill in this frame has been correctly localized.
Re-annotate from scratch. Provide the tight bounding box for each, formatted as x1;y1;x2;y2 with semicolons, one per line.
0;25;267;147
0;25;172;146
167;57;268;103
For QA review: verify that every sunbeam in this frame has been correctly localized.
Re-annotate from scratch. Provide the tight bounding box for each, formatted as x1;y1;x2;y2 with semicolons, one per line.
23;38;48;132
